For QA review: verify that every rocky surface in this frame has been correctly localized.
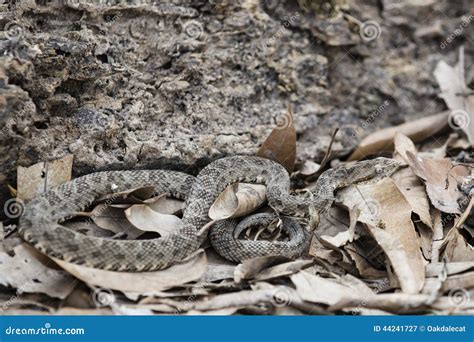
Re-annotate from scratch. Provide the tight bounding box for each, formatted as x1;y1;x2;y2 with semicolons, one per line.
0;0;472;187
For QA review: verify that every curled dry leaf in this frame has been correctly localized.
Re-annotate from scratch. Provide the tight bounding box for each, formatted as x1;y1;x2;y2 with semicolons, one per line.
0;240;76;299
338;178;425;294
53;250;207;294
394;133;451;226
256;107;296;173
406;151;469;214
125;204;182;236
209;183;266;220
17;154;73;201
348;111;449;161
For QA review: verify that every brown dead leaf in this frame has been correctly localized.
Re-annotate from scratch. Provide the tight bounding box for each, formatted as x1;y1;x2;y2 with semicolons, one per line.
406;152;469;214
348;111;449;161
393;132;418;164
338;178;425;294
53;249;207;294
392;167;432;227
0;239;76;299
345;246;387;279
125;204;181;236
256;107;296;173
434;47;474;144
441;227;474;262
209;183;266;220
17;154;73;201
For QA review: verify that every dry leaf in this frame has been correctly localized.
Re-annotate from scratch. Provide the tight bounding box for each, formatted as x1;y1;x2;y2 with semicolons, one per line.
406;152;469;214
320;207;359;248
345;246;387;279
392;167;432;227
338;178;425;294
125;204;181;236
330;293;471;313
17;154;73;201
434;48;474;144
252;259;314;282
0;240;76;299
88;205;145;239
234;256;291;283
53;250;207;294
209;183;266;220
348;111;449;161
441;227;474;262
256;108;296;173
201;249;236;283
393;132;418;164
297;160;321;176
143;194;184;215
290;271;373;305
426;262;474;277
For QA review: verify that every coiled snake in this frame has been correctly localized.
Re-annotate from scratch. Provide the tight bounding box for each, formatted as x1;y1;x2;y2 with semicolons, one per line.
19;156;399;271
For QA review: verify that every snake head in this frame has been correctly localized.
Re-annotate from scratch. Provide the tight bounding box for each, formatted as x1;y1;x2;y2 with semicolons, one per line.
363;157;402;182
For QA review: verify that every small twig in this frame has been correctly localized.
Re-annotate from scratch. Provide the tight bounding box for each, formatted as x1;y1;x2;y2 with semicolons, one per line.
452;196;473;230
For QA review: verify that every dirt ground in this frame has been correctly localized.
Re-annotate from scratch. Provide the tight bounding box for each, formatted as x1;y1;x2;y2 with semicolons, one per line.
1;0;472;187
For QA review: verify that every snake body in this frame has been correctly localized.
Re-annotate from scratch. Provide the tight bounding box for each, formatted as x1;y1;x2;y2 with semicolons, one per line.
19;156;399;271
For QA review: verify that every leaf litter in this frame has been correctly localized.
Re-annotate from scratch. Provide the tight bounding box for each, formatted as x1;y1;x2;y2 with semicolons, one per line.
1;75;473;316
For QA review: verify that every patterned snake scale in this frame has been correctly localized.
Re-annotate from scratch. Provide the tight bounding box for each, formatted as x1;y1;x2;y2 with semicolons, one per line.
19;156;400;271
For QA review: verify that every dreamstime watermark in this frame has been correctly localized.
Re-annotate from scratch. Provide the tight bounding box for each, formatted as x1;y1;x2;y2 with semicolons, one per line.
99;12;122;35
4;21;23;40
91;288;115;307
261;12;301;51
440;15;474;49
1;279;37;312
350;100;390;138
274;110;294;130
3;198;25;219
271;287;293;307
447;288;470;308
448;109;470;131
182;20;205;40
359;20;381;42
350;278;390;315
174;283;206;314
5;323;85;336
